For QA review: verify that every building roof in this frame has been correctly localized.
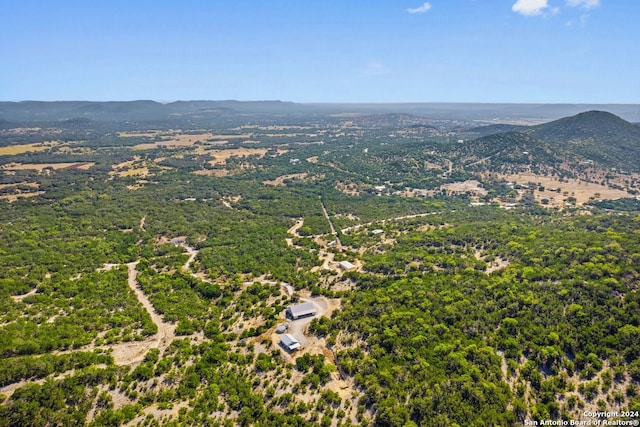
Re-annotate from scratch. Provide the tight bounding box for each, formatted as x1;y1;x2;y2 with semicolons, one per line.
281;334;300;350
288;302;316;319
339;260;355;270
275;324;287;334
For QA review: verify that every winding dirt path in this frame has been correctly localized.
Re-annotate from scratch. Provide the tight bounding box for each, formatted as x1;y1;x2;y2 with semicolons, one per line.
10;287;37;302
285;218;304;247
0;366;107;399
179;243;199;273
320;198;342;250
2;249;201;399
0;379;39;398
116;262;176;364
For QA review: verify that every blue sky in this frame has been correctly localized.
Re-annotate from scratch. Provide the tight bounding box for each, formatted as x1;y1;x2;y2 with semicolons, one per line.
1;0;638;103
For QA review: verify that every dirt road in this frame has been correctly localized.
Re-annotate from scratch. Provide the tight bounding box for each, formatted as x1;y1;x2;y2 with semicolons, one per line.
126;263;176;350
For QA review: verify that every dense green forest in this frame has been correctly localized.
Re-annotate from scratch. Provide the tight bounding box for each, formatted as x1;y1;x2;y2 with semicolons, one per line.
0;109;639;426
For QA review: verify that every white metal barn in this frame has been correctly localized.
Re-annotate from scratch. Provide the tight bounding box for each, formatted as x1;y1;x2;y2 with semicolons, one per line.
287;302;316;320
280;334;301;351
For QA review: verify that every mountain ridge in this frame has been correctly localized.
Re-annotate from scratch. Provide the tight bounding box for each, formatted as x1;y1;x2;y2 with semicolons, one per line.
463;110;640;172
2;101;640;122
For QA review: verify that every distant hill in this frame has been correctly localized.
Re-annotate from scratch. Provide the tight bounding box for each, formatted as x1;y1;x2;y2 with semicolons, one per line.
529;111;640;171
460;111;640;172
3;101;640;123
0;100;317;122
464;123;526;138
531;110;640;142
351;113;437;128
455;131;558;168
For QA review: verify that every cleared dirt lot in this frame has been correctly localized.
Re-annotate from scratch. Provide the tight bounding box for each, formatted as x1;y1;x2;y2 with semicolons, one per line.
263;173;308;186
441;179;488;195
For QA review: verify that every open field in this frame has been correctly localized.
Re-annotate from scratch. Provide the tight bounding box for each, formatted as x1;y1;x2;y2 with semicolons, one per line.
128;131;252;150
239;125;316;131
192;169;232;177
1;162;95;171
0;182;44;202
110;158;175;178
0;182;39;191
441;179;488;195
116;167;150;177
0;143;56;155
500;172;631;206
204;147;286;165
110;161;151;178
0;191;45;202
263;173;309;186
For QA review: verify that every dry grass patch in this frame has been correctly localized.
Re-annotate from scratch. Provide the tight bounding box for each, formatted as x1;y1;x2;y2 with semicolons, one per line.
1;162;94;171
206;133;251;140
441;180;487;195
335;181;361;196
118;167;150;177
263;173;309;186
112;158;140;170
204;148;286;165
110;158;153;178
192;169;232;177
0;182;42;202
129;131;252;150
54;146;93;155
0;191;45;202
501;173;630;206
123;180;158;190
118;131;162;138
67;162;94;170
0;182;39;191
0;142;58;156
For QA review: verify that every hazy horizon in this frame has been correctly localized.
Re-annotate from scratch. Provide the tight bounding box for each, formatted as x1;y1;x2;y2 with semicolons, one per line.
3;99;640;106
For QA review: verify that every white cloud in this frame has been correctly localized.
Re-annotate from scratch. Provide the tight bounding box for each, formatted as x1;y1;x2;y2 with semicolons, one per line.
566;13;591;26
365;62;389;76
567;0;600;10
512;0;549;16
407;2;432;14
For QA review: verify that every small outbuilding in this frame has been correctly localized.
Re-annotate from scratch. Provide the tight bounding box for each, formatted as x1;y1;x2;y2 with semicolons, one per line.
275;324;288;334
280;334;301;352
339;260;356;270
287;302;317;320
